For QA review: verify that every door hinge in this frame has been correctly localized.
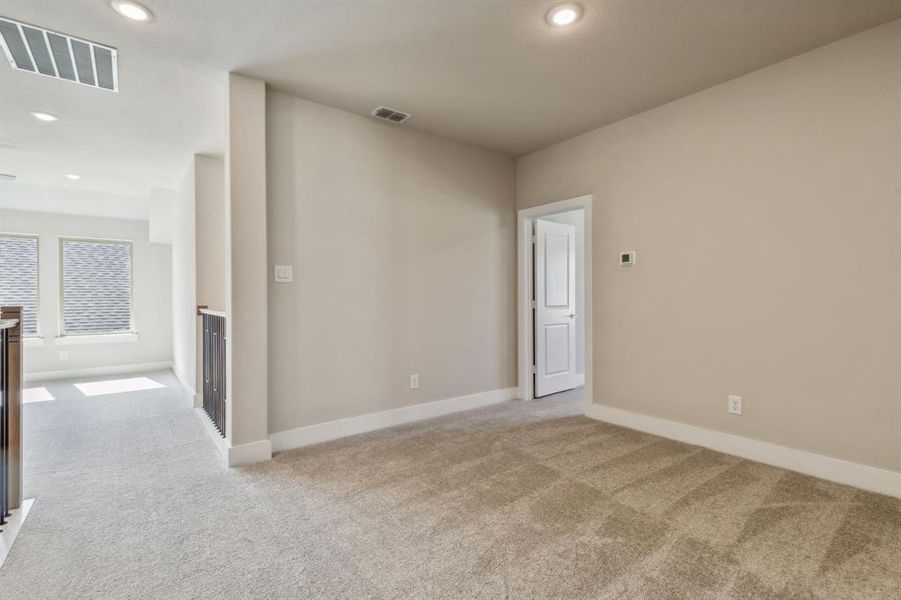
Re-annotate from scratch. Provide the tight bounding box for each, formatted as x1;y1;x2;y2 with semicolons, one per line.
530;300;536;309
531;234;536;244
530;365;537;374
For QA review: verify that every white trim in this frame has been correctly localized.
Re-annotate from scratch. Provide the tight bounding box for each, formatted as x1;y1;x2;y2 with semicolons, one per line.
573;373;586;388
586;404;901;498
24;360;172;383
194;394;269;468
270;387;519;453
55;333;138;346
0;498;35;568
23;337;44;348
518;195;593;414
198;308;227;318
227;439;272;466
194;406;230;461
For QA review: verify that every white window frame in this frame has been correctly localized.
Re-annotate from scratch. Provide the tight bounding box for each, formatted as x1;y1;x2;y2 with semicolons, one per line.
58;236;136;338
0;232;41;339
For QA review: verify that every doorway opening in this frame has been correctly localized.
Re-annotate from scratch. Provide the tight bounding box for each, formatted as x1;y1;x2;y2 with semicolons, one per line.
517;195;593;413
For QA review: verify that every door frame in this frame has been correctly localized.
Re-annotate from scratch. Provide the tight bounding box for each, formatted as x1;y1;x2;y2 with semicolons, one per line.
517;194;593;413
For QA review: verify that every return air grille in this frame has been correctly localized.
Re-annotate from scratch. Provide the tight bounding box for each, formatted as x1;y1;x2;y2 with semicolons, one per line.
371;106;411;124
0;17;118;92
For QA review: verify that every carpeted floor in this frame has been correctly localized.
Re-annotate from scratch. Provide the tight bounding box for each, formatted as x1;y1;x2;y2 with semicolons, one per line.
0;372;899;599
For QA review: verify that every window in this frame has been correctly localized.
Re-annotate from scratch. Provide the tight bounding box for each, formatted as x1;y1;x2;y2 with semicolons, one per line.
61;238;133;335
0;235;39;336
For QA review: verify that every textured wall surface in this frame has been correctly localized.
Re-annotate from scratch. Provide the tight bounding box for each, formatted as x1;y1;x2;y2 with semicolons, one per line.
267;91;516;435
517;21;901;472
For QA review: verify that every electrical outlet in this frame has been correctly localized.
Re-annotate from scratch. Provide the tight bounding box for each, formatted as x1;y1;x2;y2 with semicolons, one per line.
728;395;742;415
59;350;68;360
409;374;419;390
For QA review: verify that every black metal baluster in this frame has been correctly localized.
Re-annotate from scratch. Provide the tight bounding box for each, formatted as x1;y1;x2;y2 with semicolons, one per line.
214;317;218;432
200;313;226;438
204;315;209;424
215;316;221;433
219;316;226;435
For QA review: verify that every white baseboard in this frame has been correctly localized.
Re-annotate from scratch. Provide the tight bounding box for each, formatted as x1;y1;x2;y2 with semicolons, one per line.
24;361;173;383
227;439;272;467
586;404;901;498
193;393;202;409
193;407;273;467
194;407;229;462
270;387;519;453
574;373;586;388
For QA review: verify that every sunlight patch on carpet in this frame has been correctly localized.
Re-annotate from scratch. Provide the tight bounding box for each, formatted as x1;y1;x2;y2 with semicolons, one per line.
23;387;54;403
74;377;165;397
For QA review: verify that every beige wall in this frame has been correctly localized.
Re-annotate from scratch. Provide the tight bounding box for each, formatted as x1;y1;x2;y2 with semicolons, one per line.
226;74;269;448
171;163;196;394
169;153;226;397
517;20;901;472
194;154;226;395
195;155;227;314
267;91;517;434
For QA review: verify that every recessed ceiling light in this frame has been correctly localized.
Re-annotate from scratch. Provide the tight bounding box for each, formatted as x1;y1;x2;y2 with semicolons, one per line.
66;174;82;181
547;3;582;27
110;0;154;22
30;111;59;122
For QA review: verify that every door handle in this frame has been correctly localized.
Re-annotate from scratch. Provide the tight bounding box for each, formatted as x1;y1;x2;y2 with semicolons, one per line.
569;313;577;319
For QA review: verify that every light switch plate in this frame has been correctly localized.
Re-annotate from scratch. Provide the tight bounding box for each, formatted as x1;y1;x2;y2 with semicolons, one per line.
274;265;293;283
728;395;742;415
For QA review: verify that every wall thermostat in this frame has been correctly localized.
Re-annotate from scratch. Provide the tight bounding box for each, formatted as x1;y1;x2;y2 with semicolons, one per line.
619;251;636;266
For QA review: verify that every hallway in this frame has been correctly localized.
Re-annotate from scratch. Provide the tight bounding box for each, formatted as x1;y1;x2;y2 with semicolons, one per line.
1;370;264;597
20;371;215;500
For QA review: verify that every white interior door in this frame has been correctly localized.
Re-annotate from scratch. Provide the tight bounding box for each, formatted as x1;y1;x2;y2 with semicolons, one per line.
534;218;577;397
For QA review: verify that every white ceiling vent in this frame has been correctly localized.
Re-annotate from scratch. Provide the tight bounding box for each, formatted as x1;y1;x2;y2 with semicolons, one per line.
371;106;411;124
0;17;118;92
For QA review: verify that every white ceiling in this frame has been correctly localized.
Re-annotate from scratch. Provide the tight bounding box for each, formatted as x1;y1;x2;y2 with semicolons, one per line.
1;0;900;205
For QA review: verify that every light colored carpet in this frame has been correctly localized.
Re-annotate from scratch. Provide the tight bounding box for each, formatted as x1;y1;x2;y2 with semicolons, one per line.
0;374;899;599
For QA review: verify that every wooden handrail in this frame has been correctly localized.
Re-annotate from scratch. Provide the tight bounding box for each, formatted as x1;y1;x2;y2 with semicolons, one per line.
0;307;23;511
0;308;22;512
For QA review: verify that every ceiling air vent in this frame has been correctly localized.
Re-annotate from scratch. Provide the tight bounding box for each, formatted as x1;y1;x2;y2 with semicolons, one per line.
0;17;118;92
371;106;411;124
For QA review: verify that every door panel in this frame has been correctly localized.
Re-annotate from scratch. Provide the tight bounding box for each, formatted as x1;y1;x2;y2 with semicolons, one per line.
544;323;571;375
544;233;570;307
535;219;577;397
